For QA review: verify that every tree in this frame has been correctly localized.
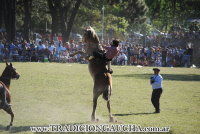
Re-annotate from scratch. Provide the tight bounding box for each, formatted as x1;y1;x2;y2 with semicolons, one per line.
104;0;148;35
2;0;16;42
31;0;51;32
0;0;4;28
47;0;82;42
146;0;200;31
23;0;32;41
107;0;148;24
47;0;60;35
73;0;147;39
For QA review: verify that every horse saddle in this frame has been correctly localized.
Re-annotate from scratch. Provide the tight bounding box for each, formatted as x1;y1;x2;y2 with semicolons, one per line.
93;58;108;66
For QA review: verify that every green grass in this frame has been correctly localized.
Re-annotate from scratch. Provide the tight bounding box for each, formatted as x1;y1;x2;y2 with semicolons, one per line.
0;63;200;134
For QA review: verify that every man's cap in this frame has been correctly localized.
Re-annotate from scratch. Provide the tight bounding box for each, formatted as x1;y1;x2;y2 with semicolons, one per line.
153;68;160;71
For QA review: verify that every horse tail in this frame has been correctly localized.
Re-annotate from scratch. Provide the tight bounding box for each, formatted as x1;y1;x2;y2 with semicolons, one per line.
103;85;111;101
102;73;112;101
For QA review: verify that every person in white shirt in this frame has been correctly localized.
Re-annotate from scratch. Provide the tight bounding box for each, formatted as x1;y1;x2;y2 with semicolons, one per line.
150;68;163;113
48;43;56;54
37;41;46;51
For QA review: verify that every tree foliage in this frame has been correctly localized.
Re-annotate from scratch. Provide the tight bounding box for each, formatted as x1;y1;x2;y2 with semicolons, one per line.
0;0;149;41
74;0;147;39
47;0;82;42
146;0;200;31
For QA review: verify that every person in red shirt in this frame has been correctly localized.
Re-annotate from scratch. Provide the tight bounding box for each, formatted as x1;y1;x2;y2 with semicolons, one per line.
89;39;120;74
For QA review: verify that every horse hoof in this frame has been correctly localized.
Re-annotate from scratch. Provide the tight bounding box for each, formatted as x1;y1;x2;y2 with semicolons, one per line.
109;117;115;122
6;125;11;131
91;118;99;122
91;117;95;122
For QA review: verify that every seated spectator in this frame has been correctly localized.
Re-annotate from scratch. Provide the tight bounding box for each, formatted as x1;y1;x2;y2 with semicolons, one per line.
48;42;56;61
30;43;38;62
120;52;128;65
155;57;162;67
37;41;46;51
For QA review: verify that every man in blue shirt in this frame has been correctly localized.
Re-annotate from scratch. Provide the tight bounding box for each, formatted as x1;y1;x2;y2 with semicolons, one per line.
150;68;163;113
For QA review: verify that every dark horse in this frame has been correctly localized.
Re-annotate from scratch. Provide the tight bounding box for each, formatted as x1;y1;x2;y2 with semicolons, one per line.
71;27;116;122
0;62;20;130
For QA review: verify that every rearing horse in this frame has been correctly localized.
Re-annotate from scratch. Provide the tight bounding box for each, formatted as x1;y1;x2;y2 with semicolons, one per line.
0;62;20;130
72;27;115;122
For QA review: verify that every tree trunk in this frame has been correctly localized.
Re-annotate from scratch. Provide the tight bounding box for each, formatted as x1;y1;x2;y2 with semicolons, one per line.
51;10;59;35
172;0;176;25
0;0;4;28
48;0;82;42
61;0;82;42
59;4;69;43
23;0;32;42
3;0;16;42
10;0;16;42
193;39;200;66
47;0;60;38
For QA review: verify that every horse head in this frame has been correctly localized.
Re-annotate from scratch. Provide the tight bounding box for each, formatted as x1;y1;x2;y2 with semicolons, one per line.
83;26;103;55
2;62;20;80
83;26;100;44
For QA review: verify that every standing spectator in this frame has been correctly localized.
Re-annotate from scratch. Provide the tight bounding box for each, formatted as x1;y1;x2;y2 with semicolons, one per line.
186;45;193;66
127;44;132;65
150;68;163;113
183;45;192;67
161;48;167;66
53;34;59;45
155;57;162;67
133;45;139;64
4;42;10;60
118;52;128;65
0;40;4;61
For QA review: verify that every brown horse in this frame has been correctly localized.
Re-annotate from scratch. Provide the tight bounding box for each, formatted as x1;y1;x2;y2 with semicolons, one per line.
0;62;20;130
72;27;115;122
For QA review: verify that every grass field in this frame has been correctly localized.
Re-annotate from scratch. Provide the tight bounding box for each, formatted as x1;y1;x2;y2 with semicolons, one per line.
0;62;200;134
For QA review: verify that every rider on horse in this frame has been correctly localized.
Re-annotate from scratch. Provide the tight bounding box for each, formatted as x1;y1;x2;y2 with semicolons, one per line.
89;39;120;74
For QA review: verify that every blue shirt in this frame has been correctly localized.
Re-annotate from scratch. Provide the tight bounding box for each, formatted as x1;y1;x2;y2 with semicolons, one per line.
150;74;163;90
0;43;4;55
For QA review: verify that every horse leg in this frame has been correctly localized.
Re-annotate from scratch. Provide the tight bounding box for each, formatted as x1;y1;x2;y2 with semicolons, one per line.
105;85;115;122
91;98;97;122
91;94;99;122
91;86;100;122
3;106;14;130
107;100;114;122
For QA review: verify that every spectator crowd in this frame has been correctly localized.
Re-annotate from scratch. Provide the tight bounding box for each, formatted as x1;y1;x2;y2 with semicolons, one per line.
0;23;199;67
0;38;194;67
